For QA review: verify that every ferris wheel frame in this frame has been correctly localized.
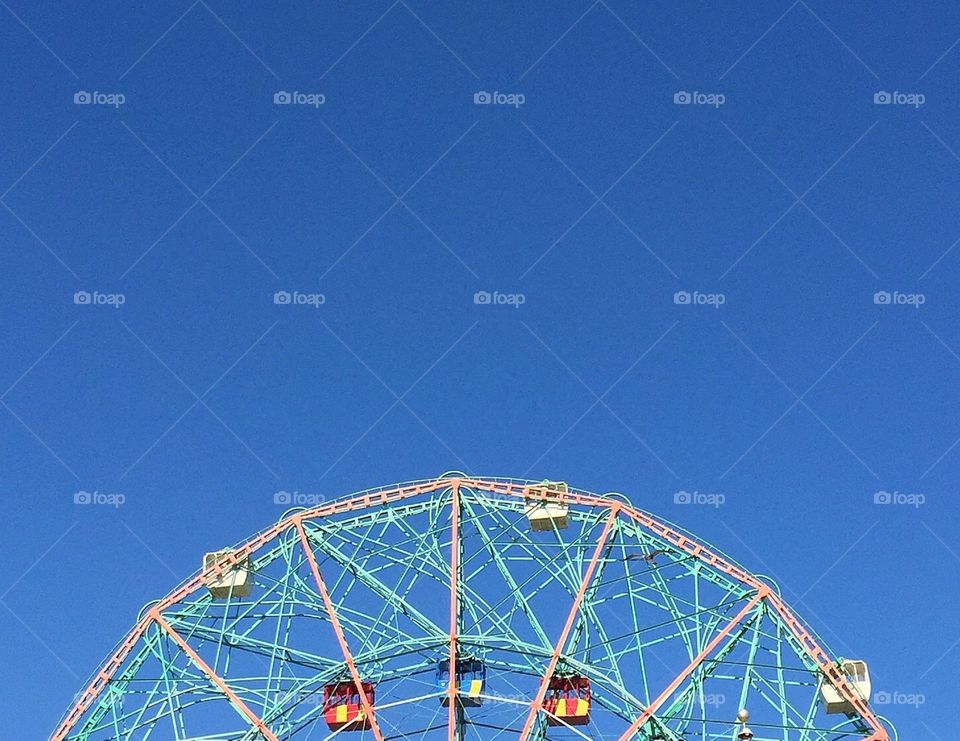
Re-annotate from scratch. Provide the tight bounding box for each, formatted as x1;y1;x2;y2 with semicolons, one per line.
52;476;892;741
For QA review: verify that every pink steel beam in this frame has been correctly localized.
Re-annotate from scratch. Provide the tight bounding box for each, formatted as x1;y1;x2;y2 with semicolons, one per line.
296;519;384;741
616;590;765;740
153;611;280;741
518;506;619;740
447;481;461;740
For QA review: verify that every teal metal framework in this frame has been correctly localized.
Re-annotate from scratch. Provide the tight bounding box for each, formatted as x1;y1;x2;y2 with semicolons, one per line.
53;476;894;740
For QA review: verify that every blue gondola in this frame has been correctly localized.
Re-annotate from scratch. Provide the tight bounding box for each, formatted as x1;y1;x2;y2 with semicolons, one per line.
436;657;486;707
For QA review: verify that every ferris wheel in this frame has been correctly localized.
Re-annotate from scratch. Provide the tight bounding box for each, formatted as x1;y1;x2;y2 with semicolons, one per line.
53;476;893;740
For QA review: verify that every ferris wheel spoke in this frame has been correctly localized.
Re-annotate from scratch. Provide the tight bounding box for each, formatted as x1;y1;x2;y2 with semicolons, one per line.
302;520;447;642
326;504;452;659
452;521;559;658
518;505;619;740
565;527;629;712
124;624;185;739
320;520;444;653
564;591;749;730
644;559;698;663
655;604;763;731
458;501;604;647
153;611;281;741
616;589;765;740
263;536;306;720
735;607;763;716
385;498;496;646
459;496;552;652
447;481;463;740
571;599;626;699
297;518;386;741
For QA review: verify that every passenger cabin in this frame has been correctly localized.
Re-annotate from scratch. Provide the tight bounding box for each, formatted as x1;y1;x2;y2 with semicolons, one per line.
542;675;590;726
820;659;871;714
436;657;486;706
202;550;252;600
323;681;375;731
524;481;570;531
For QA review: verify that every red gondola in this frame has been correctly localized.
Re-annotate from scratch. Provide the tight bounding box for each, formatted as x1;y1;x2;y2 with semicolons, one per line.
542;676;590;726
323;681;375;731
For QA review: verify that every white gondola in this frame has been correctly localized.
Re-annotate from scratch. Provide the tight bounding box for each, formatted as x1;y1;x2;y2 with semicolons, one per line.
820;659;871;714
524;481;569;531
203;550;253;600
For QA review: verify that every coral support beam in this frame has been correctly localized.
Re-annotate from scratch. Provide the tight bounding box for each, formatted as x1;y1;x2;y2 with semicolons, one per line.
297;519;384;741
518;506;619;740
448;481;462;739
153;612;280;741
616;590;765;740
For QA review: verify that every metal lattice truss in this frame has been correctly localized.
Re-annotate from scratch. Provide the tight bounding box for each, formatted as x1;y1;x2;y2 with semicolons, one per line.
53;477;892;740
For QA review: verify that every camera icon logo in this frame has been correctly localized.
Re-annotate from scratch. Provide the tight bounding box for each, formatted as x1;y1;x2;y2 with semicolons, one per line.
74;91;92;105
874;691;891;705
74;291;91;305
673;91;691;105
673;290;691;305
474;291;492;305
674;490;692;504
873;291;891;305
873;91;891;105
74;490;92;504
274;91;292;105
873;490;892;504
474;91;492;105
274;291;292;305
274;490;292;504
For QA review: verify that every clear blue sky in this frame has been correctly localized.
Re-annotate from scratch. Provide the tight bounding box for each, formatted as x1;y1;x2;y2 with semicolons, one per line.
1;1;957;738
